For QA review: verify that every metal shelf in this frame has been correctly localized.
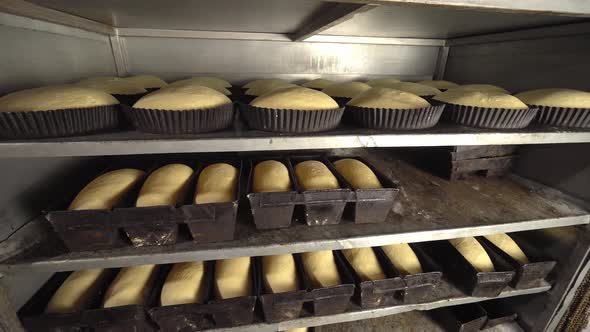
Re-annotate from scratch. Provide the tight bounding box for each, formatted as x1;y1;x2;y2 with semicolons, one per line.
1;153;587;274
1;126;590;157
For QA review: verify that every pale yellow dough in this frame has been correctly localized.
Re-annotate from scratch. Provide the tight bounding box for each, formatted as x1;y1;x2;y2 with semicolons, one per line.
251;87;338;110
484;233;529;265
347;87;431;109
333;159;382;189
366;78;401;87
418;80;460;90
243;79;288;89
103;265;159;308
381;243;423;275
295;160;339;191
301;250;341;288
136;164;193;207
166;79;232;95
215;256;252;299
322;82;371;98
78;77;147;95
263;254;298;293
177;76;231;88
253;160;291;193
246;83;298;96
194;163;238;204
342;247;386;281
161;261;207;306
133;85;231;110
434;90;528;109
68;169;145;210
124;75;168;88
45;268;108;313
0;85;119;112
449;237;495;272
302;79;335;89
286;328;308;332
447;84;509;94
391;82;441;96
514;88;590;108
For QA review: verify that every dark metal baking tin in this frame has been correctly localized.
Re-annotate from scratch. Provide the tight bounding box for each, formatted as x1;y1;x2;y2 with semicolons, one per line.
531;104;590;128
347;104;445;130
480;299;518;328
240;104;344;133
112;93;147;106
444;103;538;129
430;303;487;332
0;105;119;139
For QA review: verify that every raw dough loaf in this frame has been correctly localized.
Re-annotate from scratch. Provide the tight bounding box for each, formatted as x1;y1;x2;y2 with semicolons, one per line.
253;160;291;193
68;169;145;210
295;160;339;191
45;268;108;313
446;84;509;94
381;243;423;275
514;88;590;108
263;254;298;293
302;79;335;89
301;250;341;288
166;79;231;95
194;163;238;204
78;77;147;95
174;77;230;88
341;248;386;281
133;85;231;110
366;78;401;87
434;90;527;109
215;256;252;299
251;87;339;110
449;237;495;272
0;85;119;112
347;87;430;109
136;164;193;207
161;261;207;306
418;80;460;90
484;233;529;265
322;82;371;98
333;159;382;189
390;82;441;96
246;83;298;96
103;265;159;308
286;329;308;332
243;79;288;89
124;75;168;88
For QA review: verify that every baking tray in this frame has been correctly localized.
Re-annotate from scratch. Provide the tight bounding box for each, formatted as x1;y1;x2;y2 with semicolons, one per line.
430;303;488;332
480;299;518;328
478;234;556;289
420;240;515;297
239;104;343;133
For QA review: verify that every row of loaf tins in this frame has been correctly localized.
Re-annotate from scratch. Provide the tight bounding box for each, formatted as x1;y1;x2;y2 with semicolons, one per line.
1;75;589;139
21;233;555;331
45;155;399;252
429;299;520;332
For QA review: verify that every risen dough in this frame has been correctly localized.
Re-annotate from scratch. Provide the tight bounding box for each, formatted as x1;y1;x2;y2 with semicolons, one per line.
347;87;430;109
484;233;529;265
342;248;386;281
136;164;193;207
449;237;495;272
68;169;145;210
446;84;509;94
514;88;590;108
167;79;232;95
295;160;339;191
246;83;298;96
322;82;371;98
333;159;382;189
0;85;119;112
301;250;341;288
263;254;298;293
418;80;460;90
302;79;335;89
434;90;527;109
45;268;108;313
161;261;206;306
194;163;238;204
78;77;147;95
124;75;168;88
381;243;423;275
133;85;231;110
103;265;159;308
253;160;291;193
215;256;251;299
251;87;339;110
243;79;288;89
366;78;401;87
391;82;441;96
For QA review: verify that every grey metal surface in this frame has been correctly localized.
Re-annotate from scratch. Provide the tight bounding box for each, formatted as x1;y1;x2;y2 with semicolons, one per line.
0;285;24;332
1;152;588;273
433;46;450;79
291;3;375;41
303;35;444;45
0;271;52;309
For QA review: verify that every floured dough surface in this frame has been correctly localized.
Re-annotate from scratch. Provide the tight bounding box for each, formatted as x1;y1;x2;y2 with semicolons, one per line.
251;87;338;110
124;75;168;88
136;164;193;207
301;250;341;288
0;85;119;112
103;265;159;308
46;268;108;313
449;237;495;272
434;90;528;109
246;82;298;96
161;261;206;306
484;233;529;265
243;79;288;89
391;82;441;96
215;256;251;299
302;79;335;89
253;160;291;193
295;160;339;191
133;85;231;110
447;84;509;94
418;80;460;90
342;247;386;281
167;79;232;95
69;169;145;210
194;163;238;204
381;243;423;275
78;77;147;95
322;82;371;98
366;78;401;87
263;254;298;293
347;87;430;109
514;88;590;108
333;159;382;189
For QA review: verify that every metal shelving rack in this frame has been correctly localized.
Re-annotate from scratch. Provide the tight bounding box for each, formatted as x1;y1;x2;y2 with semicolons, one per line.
0;0;589;331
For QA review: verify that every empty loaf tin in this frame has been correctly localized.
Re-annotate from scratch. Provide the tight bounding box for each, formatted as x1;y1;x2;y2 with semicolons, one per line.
480;299;518;328
478;234;556;289
421;240;515;297
430;303;488;332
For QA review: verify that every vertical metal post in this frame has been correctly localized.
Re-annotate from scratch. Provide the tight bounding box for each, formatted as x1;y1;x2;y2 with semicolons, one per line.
109;34;128;76
433;46;450;80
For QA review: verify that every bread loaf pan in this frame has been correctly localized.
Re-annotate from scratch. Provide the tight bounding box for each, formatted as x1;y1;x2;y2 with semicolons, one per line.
421;240;515;297
478;234;556;289
480;299;518;328
348;104;445;130
326;156;399;224
247;158;298;229
430;303;487;332
445;103;538;129
333;249;405;309
240;104;344;133
533;105;590;128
